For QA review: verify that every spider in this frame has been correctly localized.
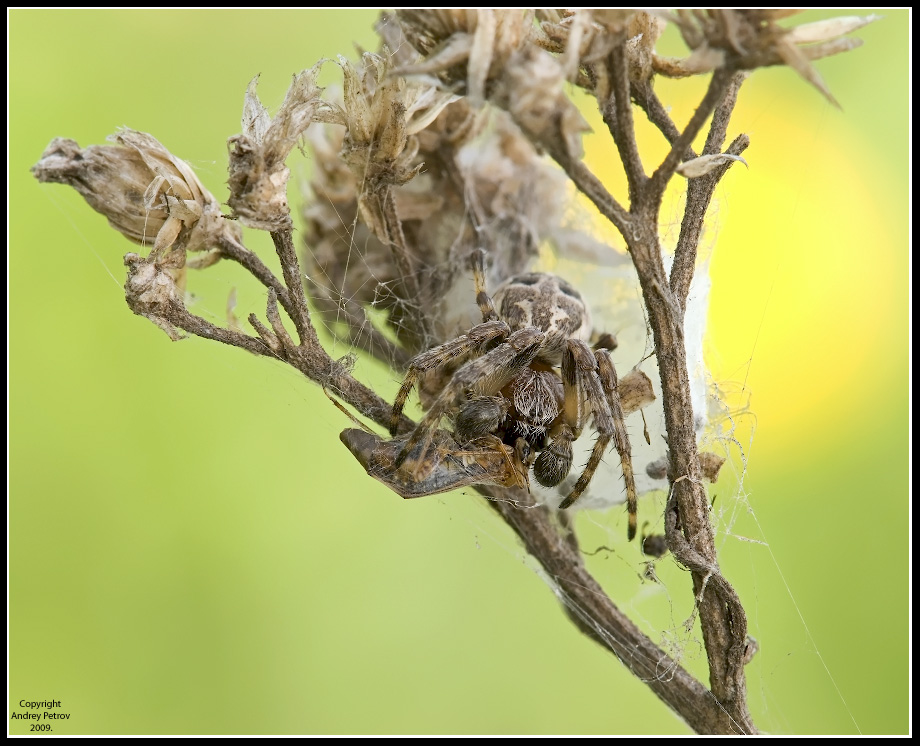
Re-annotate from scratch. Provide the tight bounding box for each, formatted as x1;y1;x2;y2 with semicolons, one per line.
387;250;642;540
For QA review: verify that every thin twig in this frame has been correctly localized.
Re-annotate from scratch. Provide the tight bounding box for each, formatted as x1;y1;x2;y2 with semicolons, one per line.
542;129;633;240
605;45;647;202
670;133;749;312
669;73;748;311
633;80;683;147
271;229;318;347
218;234;297;321
646;67;735;209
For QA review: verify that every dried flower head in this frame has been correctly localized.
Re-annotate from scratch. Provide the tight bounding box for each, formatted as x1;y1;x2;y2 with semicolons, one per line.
32;130;241;259
227;63;342;231
335;50;458;240
663;10;878;103
393;10;589;155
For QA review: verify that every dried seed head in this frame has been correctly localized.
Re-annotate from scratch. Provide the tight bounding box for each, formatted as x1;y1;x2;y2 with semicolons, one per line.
32;130;241;258
394;10;535;100
336;50;458;240
501;45;590;157
303;102;564;359
664;10;878;104
227;63;342;231
394;10;588;157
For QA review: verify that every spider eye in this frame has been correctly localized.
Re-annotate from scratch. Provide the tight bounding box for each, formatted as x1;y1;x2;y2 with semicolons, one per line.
511;274;541;286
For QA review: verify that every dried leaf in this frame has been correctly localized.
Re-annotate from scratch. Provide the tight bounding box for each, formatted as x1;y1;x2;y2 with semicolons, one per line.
677;153;748;179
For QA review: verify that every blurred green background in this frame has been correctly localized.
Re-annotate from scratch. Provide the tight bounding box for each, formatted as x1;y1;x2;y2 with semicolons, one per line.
10;10;908;735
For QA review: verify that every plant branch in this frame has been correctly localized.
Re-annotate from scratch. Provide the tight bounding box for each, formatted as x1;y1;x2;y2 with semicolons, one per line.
552;57;756;733
670;72;748;311
633;80;683;147
646;67;735;209
541;126;633;241
602;45;648;202
217;234;293;315
481;484;757;734
271;228;319;347
670;132;749;311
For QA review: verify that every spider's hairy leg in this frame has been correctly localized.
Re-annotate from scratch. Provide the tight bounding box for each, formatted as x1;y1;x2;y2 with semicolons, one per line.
595;348;638;541
554;342;619;518
535;337;592;489
556;346;621;520
394;327;546;471
533;422;574;488
389;319;510;435
471;249;499;323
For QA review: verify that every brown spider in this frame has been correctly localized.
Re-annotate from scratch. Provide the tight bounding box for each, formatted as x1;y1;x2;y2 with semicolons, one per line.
386;250;642;540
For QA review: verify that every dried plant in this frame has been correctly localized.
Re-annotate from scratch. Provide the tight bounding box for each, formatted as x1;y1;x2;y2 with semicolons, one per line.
31;9;875;735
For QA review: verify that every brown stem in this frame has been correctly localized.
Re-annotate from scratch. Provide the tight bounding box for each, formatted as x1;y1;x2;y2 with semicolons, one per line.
542;129;633;240
646;67;735;210
603;45;647;202
670;132;749;312
481;485;756;734
538;59;755;733
271;229;318;347
669;74;747;312
217;234;298;322
633;80;683;147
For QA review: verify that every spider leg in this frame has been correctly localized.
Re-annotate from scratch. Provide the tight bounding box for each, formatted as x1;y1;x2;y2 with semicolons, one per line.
389;319;509;435
595;348;638;541
535;338;596;489
552;340;614;504
394;327;545;472
471;249;499;322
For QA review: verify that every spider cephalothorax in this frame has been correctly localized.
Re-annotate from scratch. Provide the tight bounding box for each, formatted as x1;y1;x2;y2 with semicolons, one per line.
386;250;644;539
491;273;592;361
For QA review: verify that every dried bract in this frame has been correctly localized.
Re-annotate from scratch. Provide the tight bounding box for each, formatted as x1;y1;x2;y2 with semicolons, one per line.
336;51;458;241
303;103;570;361
395;9;535;99
394;10;590;158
